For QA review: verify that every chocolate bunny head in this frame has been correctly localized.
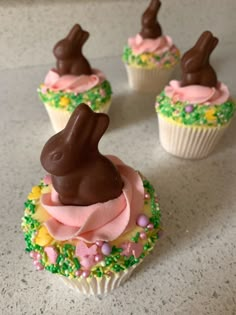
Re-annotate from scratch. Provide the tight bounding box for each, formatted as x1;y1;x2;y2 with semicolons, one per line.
40;104;124;206
140;0;162;39
41;103;110;176
53;24;92;76
181;31;219;87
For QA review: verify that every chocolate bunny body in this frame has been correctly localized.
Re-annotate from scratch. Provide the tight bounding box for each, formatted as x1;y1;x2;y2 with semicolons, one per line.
53;24;92;76
140;0;162;39
181;31;219;87
41;104;123;206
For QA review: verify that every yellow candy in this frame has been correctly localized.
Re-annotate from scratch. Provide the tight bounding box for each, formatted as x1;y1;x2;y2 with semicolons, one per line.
59;96;70;107
28;186;41;200
140;54;149;62
34;226;53;246
205;109;217;122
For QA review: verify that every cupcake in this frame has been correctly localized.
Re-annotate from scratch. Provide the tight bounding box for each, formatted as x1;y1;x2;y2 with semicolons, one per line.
155;31;235;159
122;0;180;92
21;104;161;295
38;24;112;133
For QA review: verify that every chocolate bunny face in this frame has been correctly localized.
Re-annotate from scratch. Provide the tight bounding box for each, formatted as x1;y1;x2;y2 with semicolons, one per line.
181;31;219;87
40;104;124;206
140;0;162;39
53;24;92;76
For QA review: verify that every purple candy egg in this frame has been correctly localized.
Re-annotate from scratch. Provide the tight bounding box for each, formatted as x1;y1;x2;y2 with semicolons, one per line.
101;243;112;256
185;104;194;113
136;214;149;227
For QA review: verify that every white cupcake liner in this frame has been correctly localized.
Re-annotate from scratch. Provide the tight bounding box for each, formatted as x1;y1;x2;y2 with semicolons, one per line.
125;64;176;93
157;114;230;159
58;264;138;296
44;100;111;133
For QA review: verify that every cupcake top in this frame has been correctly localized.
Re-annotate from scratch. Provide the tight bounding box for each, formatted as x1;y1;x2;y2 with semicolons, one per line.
38;24;112;112
156;31;235;127
122;0;180;69
22;104;161;279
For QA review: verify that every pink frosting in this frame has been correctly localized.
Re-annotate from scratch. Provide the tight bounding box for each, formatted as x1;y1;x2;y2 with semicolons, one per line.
165;80;230;105
128;33;174;55
43;68;105;93
41;156;144;243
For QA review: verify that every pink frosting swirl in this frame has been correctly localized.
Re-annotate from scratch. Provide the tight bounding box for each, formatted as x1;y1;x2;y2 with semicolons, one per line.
43;68;105;93
41;156;144;243
165;80;230;105
128;33;174;55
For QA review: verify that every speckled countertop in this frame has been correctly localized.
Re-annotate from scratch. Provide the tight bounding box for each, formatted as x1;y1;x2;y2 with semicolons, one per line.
0;56;236;315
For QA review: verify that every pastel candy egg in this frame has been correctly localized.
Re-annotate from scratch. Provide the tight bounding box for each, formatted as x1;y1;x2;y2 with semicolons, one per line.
101;243;112;256
82;270;90;278
185;104;194;113
136;214;149;227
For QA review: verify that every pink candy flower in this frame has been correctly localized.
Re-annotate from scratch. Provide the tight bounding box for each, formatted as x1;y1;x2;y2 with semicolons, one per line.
76;241;98;269
99;89;106;97
41;85;48;94
44;246;58;264
121;242;143;259
76;241;97;257
79;256;96;269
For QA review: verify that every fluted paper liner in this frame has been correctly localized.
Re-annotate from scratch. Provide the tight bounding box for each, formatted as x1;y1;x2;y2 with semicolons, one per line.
44;100;111;133
58;264;137;295
157;114;230;159
125;64;176;93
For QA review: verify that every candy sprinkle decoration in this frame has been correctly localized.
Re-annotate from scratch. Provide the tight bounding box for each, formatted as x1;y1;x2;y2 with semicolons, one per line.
21;177;161;279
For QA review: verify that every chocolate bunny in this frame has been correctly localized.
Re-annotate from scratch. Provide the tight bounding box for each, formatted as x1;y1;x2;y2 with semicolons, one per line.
140;0;162;39
40;104;124;206
53;24;92;76
181;31;219;87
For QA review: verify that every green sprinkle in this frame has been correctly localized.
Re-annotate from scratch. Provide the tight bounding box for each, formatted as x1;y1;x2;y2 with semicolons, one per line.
24;200;36;214
131;232;140;243
73;257;81;270
95;268;104;278
144;244;149;251
62;263;68;270
56;255;63;264
111;246;123;254
64;244;75;251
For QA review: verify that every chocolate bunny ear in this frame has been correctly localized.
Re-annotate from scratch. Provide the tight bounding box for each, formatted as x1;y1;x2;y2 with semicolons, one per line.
67;24;90;48
194;31;217;52
89;114;109;150
66;24;82;41
63;103;96;147
140;0;162;39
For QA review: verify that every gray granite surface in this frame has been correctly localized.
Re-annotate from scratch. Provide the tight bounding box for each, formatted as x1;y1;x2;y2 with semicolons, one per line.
0;57;235;315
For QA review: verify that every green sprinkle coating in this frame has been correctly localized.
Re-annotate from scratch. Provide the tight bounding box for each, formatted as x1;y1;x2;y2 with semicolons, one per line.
122;45;180;69
156;91;235;127
38;80;112;112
